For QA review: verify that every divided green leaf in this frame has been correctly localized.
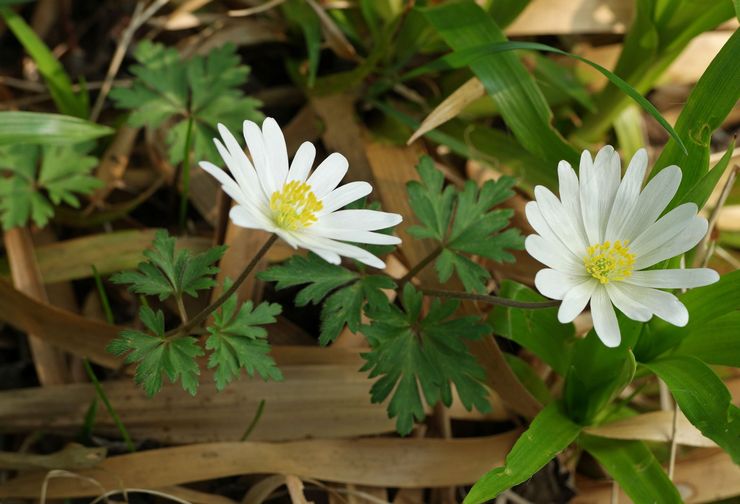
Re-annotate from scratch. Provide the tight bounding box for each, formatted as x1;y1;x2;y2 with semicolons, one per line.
361;284;491;435
107;306;203;396
112;229;226;301
258;252;395;345
407;156;523;292
110;41;262;164
206;279;283;390
0;142;100;230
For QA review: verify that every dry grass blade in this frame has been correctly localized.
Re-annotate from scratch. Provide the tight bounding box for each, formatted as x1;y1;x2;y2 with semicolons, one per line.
305;0;357;61
0;444;106;470
506;0;632;35
0;433;520;498
87;125;139;209
408;77;485;145
585;410;716;448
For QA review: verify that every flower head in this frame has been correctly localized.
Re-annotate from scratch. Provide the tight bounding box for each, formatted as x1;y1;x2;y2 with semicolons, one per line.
525;146;719;347
200;118;402;269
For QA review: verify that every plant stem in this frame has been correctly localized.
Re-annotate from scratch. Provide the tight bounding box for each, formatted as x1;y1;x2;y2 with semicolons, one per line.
83;359;136;452
165;233;278;338
91;265;114;324
397;246;442;287
241;399;266;441
175;295;189;323
420;287;560;309
178;115;195;231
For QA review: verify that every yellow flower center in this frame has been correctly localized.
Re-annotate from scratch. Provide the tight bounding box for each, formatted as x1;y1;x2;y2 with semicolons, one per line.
584;240;635;284
269;180;323;231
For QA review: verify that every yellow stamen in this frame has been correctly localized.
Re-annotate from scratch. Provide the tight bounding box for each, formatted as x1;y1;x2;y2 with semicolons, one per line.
584;240;635;284
269;180;323;231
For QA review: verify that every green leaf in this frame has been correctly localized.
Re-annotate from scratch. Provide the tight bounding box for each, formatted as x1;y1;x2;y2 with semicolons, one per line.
489;281;574;375
0;142;101;230
107;306;204;396
487;0;531;28
563;319;639;424
405;40;686;154
676;138;735;211
503;353;552;405
282;0;322;87
258;252;395;345
111;229;226;301
407;156;523;293
110;41;262;164
634;270;740;362
421;2;580;169
206;279;282;390
580;435;682;503
0;8;87;117
361;284;491;435
653;28;740;209
0;112;113;145
674;311;740;367
644;356;740;463
464;402;581;504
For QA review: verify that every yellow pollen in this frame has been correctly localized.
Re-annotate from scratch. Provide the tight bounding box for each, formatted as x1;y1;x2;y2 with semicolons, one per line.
584;240;635;284
269;180;323;231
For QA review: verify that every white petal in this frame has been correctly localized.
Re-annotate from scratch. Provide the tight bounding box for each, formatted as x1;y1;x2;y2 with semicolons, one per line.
534;268;589;300
580;146;620;244
307;153;349;199
578;149;593;182
216;124;261;193
297;234;386;268
615;283;688;327
261;117;289;188
199;161;245;205
243;120;275;197
621;166;682;242
229;205;271;230
625;268;719;289
605;283;652;322
590;286;621;347
604;148;647;242
287;141;316;183
632;217;708;270
306;227;401;245
307;246;342;265
319;181;373;215
318;209;402;231
533;186;587;256
525;235;584;275
525;202;571;255
557;161;588;246
629;203;698;257
558;278;597;323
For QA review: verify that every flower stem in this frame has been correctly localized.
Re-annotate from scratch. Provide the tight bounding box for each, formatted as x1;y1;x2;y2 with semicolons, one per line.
420;287;560;309
178;115;195;232
175;295;189;323
165;233;278;338
397;246;443;287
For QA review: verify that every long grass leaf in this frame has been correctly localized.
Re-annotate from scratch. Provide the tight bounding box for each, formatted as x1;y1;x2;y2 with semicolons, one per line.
0;112;113;145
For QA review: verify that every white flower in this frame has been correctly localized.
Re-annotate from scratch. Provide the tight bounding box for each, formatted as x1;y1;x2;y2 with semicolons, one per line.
199;118;402;269
525;146;719;347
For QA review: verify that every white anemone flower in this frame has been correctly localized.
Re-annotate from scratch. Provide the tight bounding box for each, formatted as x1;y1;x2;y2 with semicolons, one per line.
199;118;402;269
526;146;719;347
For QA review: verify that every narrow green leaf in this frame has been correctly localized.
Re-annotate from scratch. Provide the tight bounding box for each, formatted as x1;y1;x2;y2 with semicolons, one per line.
464;402;581;504
676;138;736;210
503;353;552;405
0;112;113;145
282;0;322;87
421;2;580;169
487;0;531;28
674;312;740;368
580;435;682;503
644;356;740;463
0;7;86;117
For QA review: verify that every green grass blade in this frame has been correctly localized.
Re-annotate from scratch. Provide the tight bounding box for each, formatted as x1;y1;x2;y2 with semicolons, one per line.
653;29;740;208
0;7;87;117
404;40;686;154
580;436;682;503
421;2;580;171
0;111;113;145
464;402;581;504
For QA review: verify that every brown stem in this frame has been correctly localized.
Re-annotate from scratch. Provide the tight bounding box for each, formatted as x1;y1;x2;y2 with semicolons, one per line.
165;234;278;338
420;287;560;309
397;246;443;287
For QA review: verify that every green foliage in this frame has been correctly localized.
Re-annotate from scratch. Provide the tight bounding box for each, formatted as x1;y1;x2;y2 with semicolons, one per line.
489;281;574;375
674;311;740;367
112;230;226;301
407;156;523;293
580;435;682;503
644;356;740;463
464;402;581;504
0;112;113;145
361;284;491;435
206;279;283;390
0;142;100;230
107;306;203;396
258;252;395;345
110;41;262;164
